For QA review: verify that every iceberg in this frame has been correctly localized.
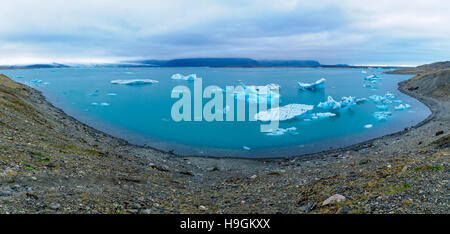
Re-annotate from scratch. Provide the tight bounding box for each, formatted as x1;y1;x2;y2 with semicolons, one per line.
356;98;368;104
242;146;251;151
100;102;110;106
171;73;199;81
317;96;356;110
254;104;314;121
393;100;403;103
266;127;298;136
111;79;159;85
374;111;392;121
363;84;377;90
311;112;336;119
297;78;326;90
106;93;117;96
234;83;281;104
364;124;373;129
394;104;411;110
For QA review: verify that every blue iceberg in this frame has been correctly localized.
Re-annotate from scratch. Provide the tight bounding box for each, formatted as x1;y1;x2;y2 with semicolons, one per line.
297;78;326;90
394;104;411;110
171;73;199;81
374;111;392;121
234;83;281;104
376;105;389;110
111;79;159;85
266;127;298;136
317;96;356;110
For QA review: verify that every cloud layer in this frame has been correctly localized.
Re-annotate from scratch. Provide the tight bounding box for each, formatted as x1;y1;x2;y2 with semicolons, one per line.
1;0;449;65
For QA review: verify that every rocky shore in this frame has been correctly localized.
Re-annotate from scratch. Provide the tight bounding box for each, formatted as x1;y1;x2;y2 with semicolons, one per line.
0;63;448;214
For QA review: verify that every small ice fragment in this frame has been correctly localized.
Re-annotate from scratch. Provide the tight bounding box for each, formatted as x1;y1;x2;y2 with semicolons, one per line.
394;104;411;110
374;111;392;121
16;76;24;78
369;95;386;103
393;100;403;103
110;79;158;85
100;102;110;106
376;105;389;110
171;74;199;81
243;146;251;151
91;102;99;106
297;78;326;90
364;124;373;129
313;112;336;119
356;98;367;104
106;93;117;96
254;104;314;121
385;92;396;99
30;79;43;84
361;70;367;74
266;127;298;136
363;84;377;90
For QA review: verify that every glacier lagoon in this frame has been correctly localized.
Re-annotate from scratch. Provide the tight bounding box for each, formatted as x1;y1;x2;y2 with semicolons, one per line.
3;67;431;158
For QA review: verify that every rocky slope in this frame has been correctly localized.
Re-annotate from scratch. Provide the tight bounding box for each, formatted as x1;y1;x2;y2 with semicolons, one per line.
0;67;448;214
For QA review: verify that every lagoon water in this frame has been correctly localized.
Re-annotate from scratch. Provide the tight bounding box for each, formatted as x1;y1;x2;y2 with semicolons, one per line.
2;67;430;158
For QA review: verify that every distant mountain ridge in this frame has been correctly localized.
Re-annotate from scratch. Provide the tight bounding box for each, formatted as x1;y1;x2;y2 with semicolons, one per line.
130;58;321;67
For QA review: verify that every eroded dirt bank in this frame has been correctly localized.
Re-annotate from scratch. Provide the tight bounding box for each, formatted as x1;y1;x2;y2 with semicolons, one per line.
0;67;448;214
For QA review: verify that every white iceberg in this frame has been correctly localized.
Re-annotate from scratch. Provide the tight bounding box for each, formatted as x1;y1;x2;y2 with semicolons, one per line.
374;111;392;121
111;79;159;85
317;96;356;110
297;78;326;90
100;102;110;106
171;73;199;81
394;104;411;110
254;104;314;121
266;127;298;136
311;112;336;119
356;98;368;104
243;146;251;151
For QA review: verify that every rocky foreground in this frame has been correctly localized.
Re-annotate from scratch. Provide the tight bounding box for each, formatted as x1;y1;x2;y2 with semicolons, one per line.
0;63;448;214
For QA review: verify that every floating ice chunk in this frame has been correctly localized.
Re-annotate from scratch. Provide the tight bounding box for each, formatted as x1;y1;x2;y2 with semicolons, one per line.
383;99;393;104
254;104;314;121
266;127;298;136
30;79;43;84
106;93;117;96
171;73;199;81
376;105;389;110
365;74;381;80
393;100;403;103
317;96;356;110
385;92;396;99
361;70;367;74
394;104;411;110
297;78;326;90
111;79;159;85
16;76;24;78
369;95;387;103
364;124;373;129
312;112;336;119
363;84;377;90
91;102;99;106
356;98;368;104
100;102;110;106
243;146;251;151
374;111;392;121
234;83;280;104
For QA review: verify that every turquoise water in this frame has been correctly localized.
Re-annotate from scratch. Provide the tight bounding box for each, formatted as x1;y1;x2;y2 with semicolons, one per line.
2;67;430;158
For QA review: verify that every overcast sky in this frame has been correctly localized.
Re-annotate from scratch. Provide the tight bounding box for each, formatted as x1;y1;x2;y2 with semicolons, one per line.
0;0;449;65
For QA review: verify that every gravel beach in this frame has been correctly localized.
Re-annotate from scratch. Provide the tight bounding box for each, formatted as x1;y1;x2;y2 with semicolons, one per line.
0;65;448;214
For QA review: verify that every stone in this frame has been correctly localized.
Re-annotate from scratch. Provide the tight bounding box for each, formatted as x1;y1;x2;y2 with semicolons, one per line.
322;194;346;206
